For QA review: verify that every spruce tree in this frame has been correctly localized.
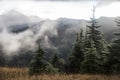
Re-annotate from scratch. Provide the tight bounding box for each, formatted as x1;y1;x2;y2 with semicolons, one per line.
81;6;109;74
0;55;5;67
29;45;47;75
29;45;58;75
51;53;59;68
0;47;5;67
109;18;120;73
68;29;85;73
81;41;99;74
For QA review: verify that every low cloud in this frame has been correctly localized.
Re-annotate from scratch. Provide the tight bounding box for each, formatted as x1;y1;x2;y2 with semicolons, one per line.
0;18;58;55
0;29;36;55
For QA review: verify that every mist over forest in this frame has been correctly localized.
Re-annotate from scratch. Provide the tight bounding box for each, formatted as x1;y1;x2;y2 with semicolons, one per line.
0;10;118;67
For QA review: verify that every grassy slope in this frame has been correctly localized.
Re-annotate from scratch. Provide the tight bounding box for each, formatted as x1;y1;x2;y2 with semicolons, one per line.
0;67;120;80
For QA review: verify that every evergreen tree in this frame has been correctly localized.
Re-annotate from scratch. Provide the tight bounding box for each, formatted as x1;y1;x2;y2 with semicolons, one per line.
0;54;5;67
29;45;46;75
81;6;109;73
0;46;5;67
29;45;58;75
68;29;85;73
51;53;66;72
109;18;120;73
81;41;99;74
51;53;59;68
58;58;66;72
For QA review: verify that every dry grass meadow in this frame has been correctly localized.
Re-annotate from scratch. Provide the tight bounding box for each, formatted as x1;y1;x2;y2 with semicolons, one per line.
0;67;120;80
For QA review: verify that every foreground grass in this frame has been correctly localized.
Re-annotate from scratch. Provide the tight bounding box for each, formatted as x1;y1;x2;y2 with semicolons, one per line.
0;67;120;80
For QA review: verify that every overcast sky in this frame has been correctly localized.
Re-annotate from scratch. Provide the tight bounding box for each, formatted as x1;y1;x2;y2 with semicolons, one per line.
0;0;120;20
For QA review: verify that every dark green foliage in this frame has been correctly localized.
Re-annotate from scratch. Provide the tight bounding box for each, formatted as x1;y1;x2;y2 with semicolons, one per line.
45;63;58;74
81;7;109;74
58;58;66;72
109;19;120;73
68;29;85;73
51;53;59;68
81;42;99;74
29;46;46;75
0;47;5;67
0;54;5;67
51;53;66;72
28;45;58;75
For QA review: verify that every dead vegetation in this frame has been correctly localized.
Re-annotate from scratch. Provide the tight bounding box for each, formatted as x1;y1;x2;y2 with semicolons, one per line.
0;67;120;80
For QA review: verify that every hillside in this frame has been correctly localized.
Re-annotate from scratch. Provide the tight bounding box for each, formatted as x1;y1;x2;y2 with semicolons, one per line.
0;10;118;67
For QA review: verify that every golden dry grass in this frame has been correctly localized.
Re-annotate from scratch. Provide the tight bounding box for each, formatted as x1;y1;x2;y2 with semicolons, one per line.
0;67;120;80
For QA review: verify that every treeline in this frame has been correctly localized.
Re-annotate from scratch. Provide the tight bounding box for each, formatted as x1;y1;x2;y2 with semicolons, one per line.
28;11;120;75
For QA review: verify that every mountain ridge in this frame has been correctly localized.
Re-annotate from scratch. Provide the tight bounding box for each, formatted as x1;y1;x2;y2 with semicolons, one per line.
0;10;118;57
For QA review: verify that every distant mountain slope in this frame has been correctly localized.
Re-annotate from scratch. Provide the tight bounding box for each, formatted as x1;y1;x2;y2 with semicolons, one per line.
0;10;118;58
0;10;42;33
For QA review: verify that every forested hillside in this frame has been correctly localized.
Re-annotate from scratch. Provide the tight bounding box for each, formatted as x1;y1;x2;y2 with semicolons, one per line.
0;11;119;69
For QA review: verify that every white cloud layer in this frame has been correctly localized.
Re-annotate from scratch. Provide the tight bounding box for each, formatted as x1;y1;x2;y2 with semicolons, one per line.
0;1;120;20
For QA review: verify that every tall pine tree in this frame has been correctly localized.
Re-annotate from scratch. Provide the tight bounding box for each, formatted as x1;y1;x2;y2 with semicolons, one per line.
81;6;109;74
